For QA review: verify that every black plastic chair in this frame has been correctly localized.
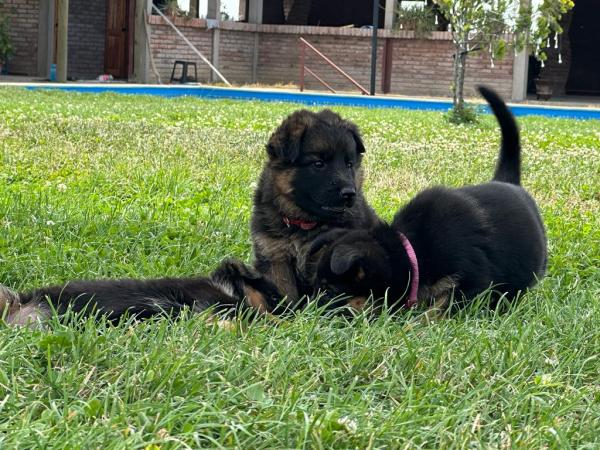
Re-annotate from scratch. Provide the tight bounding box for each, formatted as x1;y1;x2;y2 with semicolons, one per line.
170;60;198;84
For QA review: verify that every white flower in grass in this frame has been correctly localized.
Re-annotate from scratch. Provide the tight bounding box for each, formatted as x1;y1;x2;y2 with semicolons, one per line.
534;373;554;386
545;355;559;367
46;220;55;226
337;416;358;434
57;183;68;192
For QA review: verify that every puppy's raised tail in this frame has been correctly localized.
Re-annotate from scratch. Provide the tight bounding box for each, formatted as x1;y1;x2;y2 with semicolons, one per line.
478;86;521;185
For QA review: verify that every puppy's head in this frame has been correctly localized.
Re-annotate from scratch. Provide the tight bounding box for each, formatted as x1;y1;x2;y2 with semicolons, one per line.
266;109;366;221
309;229;394;311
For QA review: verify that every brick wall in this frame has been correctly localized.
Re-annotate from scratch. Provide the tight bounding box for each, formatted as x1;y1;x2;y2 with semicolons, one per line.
389;37;514;99
219;29;255;84
146;18;514;99
148;16;213;83
1;0;39;75
68;0;106;79
257;33;385;92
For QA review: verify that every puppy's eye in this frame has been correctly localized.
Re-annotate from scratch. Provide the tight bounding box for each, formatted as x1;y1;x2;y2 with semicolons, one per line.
346;162;354;169
313;160;325;168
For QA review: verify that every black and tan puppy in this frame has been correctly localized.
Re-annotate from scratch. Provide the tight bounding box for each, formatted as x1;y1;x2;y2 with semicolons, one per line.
251;109;380;307
310;87;547;314
0;259;280;327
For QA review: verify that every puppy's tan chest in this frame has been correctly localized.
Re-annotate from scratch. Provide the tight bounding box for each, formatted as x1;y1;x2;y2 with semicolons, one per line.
255;233;291;260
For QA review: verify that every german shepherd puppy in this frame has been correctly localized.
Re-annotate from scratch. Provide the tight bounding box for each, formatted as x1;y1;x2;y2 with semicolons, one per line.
251;109;380;307
309;87;547;314
0;259;281;327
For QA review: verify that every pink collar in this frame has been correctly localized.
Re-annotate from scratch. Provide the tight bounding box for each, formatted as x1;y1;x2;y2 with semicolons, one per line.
283;216;318;230
398;232;419;308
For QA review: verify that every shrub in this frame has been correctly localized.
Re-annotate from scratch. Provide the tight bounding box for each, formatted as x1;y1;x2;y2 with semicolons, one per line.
446;103;479;124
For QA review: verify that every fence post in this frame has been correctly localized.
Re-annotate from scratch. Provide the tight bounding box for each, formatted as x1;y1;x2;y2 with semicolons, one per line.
299;40;305;92
370;0;379;95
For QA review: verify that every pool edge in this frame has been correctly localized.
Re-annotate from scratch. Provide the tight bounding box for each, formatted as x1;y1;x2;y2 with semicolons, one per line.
5;83;599;120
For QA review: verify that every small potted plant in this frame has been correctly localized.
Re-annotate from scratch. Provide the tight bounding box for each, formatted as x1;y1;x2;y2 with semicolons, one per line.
534;78;553;100
0;12;13;74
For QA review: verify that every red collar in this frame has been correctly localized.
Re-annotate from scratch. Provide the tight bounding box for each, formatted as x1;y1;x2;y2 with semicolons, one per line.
283;216;318;230
397;231;419;308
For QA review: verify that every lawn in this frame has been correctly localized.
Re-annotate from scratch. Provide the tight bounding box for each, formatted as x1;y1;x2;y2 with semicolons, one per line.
0;87;599;449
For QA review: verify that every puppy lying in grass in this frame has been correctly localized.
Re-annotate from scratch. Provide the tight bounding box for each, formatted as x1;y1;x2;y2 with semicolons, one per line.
0;259;280;327
309;86;548;315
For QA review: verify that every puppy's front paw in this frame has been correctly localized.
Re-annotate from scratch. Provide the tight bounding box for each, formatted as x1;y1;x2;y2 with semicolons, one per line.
307;228;349;259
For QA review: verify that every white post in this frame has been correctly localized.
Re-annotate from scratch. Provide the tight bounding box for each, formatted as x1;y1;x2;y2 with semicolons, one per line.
37;0;55;78
248;0;263;83
208;0;221;83
384;0;395;30
512;0;531;101
207;0;221;19
133;0;149;83
238;0;247;20
248;0;263;23
56;0;69;82
512;49;529;101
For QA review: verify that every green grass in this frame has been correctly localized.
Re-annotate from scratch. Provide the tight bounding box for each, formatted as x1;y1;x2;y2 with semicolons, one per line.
0;87;599;449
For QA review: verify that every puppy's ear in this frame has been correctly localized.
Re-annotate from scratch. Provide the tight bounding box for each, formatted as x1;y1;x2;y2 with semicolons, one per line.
318;109;366;154
330;244;364;276
267;110;314;163
344;121;366;154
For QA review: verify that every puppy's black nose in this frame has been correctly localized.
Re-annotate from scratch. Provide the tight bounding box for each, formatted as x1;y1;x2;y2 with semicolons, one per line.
340;187;356;201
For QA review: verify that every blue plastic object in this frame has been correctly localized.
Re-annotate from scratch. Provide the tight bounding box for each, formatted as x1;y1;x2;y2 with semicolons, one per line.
23;85;600;121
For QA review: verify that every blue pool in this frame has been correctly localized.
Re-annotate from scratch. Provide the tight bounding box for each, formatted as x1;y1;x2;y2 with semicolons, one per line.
23;84;600;121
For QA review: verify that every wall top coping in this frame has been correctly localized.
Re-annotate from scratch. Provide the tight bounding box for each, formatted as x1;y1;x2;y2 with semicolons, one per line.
147;15;455;40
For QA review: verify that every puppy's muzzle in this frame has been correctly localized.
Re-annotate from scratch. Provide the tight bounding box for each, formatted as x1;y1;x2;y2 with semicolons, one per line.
340;186;356;200
340;187;356;207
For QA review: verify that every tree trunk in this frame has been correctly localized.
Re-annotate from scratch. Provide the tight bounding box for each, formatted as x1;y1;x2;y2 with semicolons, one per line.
452;42;467;110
